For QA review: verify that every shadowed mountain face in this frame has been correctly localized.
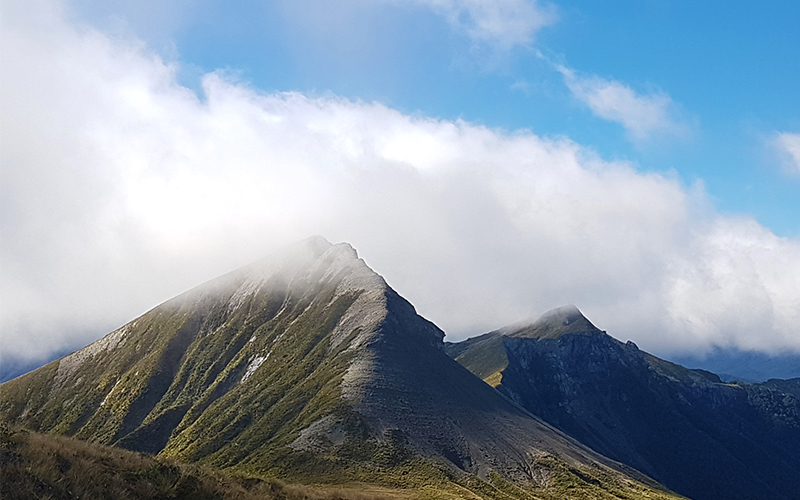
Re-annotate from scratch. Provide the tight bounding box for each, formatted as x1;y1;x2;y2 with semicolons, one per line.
446;306;800;500
0;239;682;498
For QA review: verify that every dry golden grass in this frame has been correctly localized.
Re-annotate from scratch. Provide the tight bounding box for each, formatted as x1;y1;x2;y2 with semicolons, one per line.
0;423;402;500
0;423;685;500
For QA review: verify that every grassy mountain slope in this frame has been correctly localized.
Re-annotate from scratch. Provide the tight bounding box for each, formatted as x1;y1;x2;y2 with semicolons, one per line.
1;238;685;499
1;237;362;455
448;306;800;500
1;423;685;500
444;332;506;387
0;423;428;500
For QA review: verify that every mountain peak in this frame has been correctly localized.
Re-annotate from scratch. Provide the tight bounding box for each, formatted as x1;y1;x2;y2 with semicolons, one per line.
298;235;360;261
301;234;334;252
230;236;372;293
0;239;691;498
540;304;583;322
504;305;601;339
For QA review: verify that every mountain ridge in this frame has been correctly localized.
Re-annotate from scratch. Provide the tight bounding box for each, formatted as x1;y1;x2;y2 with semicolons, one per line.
447;305;800;500
668;348;800;383
0;238;683;499
504;305;602;339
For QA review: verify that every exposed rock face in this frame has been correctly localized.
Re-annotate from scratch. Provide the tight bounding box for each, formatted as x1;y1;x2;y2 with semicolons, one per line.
0;238;678;497
449;306;800;500
760;377;800;398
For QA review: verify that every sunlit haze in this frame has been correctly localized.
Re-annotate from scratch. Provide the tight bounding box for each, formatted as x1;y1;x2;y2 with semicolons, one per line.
1;0;799;368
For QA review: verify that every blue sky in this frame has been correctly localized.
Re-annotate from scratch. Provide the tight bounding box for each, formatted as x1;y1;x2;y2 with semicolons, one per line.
2;0;799;364
73;0;800;235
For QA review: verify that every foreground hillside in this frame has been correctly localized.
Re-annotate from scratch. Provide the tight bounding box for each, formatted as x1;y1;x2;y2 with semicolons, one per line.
0;237;683;499
0;424;685;500
1;423;687;500
0;423;421;500
446;305;800;500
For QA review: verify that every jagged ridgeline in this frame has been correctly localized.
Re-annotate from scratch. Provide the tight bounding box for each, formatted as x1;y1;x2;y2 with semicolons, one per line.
446;306;800;500
1;237;684;498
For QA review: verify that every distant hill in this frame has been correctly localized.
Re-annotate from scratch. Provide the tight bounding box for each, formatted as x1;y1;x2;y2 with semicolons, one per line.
1;349;74;384
667;348;800;382
0;238;681;499
446;305;800;500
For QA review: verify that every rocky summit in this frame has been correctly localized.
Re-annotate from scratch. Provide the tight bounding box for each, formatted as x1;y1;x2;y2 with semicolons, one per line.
446;306;800;500
0;237;682;499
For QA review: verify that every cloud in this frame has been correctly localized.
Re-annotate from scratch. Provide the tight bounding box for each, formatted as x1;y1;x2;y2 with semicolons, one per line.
2;0;800;366
394;0;557;49
773;132;800;174
510;79;531;95
558;66;686;141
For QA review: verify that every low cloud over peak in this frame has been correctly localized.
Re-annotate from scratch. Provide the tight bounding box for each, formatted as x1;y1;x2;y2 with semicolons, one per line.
2;0;799;365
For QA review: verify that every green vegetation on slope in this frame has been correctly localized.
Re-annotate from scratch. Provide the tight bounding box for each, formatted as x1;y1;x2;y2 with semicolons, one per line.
443;333;507;386
0;251;368;467
0;423;401;500
0;424;684;500
0;243;687;500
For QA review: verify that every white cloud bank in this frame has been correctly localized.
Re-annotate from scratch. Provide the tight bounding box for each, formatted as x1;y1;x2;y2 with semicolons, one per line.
773;132;800;174
559;66;686;141
2;0;800;365
395;0;557;48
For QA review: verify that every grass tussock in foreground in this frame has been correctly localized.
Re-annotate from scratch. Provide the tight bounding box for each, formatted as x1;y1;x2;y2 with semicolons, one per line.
0;423;397;500
0;423;685;500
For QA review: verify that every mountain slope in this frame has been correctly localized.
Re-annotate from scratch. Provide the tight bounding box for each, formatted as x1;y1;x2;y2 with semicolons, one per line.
0;238;683;499
1;423;399;500
760;378;800;398
444;305;601;387
447;306;800;500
